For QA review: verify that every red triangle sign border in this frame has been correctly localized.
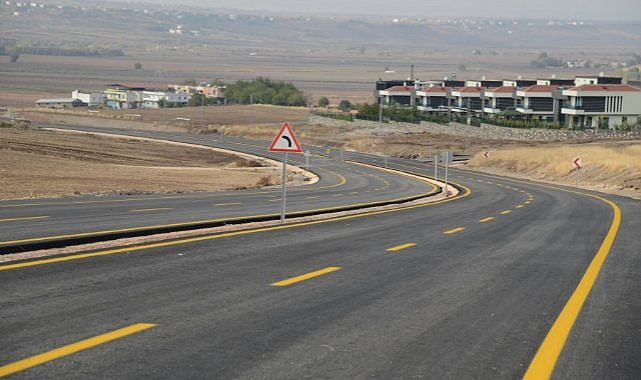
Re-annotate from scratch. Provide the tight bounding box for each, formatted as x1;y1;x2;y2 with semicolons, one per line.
268;122;303;153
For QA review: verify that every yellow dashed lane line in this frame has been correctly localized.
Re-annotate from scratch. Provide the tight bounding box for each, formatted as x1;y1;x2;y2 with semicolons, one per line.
271;266;341;287
386;243;417;252
0;323;156;377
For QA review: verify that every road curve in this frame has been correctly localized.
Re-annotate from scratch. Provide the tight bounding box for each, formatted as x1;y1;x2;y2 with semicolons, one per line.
0;126;441;253
1;129;639;378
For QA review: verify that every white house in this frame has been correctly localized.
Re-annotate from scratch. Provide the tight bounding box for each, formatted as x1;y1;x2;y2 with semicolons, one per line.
104;88;141;109
72;90;105;108
141;90;189;108
562;84;641;129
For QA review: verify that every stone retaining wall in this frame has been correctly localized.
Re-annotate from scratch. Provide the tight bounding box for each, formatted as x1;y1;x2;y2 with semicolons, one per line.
308;114;641;142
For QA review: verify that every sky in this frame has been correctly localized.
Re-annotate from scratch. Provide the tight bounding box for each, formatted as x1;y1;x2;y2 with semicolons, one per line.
137;0;641;22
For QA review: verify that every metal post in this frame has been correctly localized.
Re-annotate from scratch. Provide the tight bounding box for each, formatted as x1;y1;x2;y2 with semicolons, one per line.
280;152;288;224
576;167;579;187
384;140;388;168
340;148;344;161
304;150;310;172
434;155;438;181
444;153;449;197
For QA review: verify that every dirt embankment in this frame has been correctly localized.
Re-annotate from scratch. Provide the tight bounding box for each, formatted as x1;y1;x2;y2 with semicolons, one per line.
466;142;641;200
0;126;295;200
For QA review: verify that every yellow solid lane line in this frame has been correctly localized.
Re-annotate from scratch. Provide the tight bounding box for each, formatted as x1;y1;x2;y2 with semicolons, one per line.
444;227;465;235
0;216;49;223
129;208;172;213
0;323;156;377
386;243;417;252
453;168;623;379
271;266;341;287
478;217;495;223
524;196;621;379
213;203;242;206
500;210;512;215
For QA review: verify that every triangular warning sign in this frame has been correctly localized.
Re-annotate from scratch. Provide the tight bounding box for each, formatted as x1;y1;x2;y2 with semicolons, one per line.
268;122;303;153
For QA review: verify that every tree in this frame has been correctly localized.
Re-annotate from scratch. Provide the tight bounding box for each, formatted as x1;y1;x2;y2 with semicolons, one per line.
224;77;306;106
318;96;330;107
338;100;352;111
531;51;563;68
134;62;142;70
189;93;206;107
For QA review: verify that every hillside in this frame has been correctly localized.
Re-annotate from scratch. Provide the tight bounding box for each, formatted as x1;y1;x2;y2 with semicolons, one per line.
466;143;641;199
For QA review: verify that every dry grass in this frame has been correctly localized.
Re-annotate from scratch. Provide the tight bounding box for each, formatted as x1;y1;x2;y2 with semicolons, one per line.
467;142;641;198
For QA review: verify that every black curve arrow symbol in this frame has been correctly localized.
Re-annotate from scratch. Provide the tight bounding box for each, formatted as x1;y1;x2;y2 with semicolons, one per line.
281;136;292;147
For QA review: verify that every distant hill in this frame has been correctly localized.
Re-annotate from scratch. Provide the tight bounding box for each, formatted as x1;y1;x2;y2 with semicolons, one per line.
1;1;640;53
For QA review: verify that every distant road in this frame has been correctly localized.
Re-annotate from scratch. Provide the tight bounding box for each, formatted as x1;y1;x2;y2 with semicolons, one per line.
1;126;639;379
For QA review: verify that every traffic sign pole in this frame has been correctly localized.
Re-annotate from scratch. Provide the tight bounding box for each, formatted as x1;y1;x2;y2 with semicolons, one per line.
572;156;582;188
268;122;303;224
304;150;310;171
280;152;288;224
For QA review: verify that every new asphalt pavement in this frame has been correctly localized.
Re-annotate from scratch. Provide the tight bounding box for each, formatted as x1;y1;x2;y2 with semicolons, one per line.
0;126;639;379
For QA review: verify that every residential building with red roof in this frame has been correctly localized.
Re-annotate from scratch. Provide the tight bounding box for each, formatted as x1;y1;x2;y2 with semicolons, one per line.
562;84;641;128
370;74;639;128
449;86;484;113
416;86;452;112
483;86;517;115
515;85;565;122
378;85;416;107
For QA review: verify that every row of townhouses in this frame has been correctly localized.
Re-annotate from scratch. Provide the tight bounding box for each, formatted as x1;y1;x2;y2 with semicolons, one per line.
35;83;226;110
376;75;641;129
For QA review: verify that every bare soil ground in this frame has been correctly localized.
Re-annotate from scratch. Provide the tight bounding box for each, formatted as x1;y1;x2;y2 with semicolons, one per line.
16;105;310;132
0;126;289;200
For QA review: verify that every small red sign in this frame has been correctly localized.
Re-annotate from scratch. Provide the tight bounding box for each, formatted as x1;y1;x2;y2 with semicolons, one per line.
573;157;582;169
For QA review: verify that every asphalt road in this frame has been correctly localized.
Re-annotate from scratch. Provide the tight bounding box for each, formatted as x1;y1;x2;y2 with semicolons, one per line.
0;126;437;251
1;128;639;379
